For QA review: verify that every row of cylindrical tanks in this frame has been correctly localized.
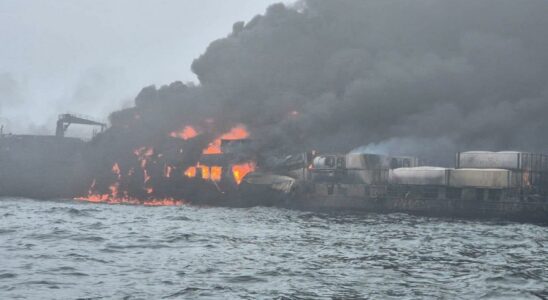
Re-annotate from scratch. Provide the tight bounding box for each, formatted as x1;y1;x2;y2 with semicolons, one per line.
239;150;548;222
309;151;548;192
391;151;548;192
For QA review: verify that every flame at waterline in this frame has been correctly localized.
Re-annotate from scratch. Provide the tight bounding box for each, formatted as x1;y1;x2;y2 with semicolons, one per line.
76;160;185;206
75;194;185;206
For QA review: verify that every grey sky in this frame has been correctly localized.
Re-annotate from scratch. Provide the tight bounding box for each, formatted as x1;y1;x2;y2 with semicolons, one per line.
0;0;289;134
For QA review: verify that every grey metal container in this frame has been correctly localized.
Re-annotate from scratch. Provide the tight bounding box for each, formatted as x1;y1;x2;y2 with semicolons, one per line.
448;168;520;189
456;151;548;172
389;167;451;186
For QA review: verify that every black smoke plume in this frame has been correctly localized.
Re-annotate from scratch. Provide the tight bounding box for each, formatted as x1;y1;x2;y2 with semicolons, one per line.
89;0;548;193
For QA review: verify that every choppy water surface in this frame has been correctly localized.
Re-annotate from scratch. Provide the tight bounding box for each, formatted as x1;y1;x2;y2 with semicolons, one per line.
0;198;547;299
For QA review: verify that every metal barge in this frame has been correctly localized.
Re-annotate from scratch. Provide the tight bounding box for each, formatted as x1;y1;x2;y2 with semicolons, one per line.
239;151;548;223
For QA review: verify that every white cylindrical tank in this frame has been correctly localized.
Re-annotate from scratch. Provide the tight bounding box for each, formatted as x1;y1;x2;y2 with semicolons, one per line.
389;167;451;186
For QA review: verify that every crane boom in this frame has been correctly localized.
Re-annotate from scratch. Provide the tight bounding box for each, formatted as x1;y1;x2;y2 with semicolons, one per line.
55;113;106;137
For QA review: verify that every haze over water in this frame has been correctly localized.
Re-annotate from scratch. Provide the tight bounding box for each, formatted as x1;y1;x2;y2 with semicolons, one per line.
0;198;546;299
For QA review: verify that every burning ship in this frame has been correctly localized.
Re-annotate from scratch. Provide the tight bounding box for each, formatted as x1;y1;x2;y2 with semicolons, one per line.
80;117;548;223
2;113;547;223
2;0;548;224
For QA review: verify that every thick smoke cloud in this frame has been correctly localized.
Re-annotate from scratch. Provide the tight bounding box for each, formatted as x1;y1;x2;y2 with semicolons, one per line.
104;0;548;165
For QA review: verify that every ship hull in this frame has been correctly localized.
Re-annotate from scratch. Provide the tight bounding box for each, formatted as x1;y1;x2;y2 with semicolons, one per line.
286;194;548;224
238;181;548;224
0;135;90;199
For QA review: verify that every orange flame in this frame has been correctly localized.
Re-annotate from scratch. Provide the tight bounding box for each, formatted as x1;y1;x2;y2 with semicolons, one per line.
75;195;185;206
81;123;253;205
201;165;211;180
76;147;185;206
184;164;223;182
142;199;184;206
170;125;198;140
211;166;222;182
77;164;183;206
232;162;255;184
203;124;249;154
184;166;196;178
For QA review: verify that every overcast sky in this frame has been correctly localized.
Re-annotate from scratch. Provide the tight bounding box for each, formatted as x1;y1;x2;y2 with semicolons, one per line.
0;0;290;135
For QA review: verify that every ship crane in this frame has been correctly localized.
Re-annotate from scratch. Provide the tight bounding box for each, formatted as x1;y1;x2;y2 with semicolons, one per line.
55;113;106;137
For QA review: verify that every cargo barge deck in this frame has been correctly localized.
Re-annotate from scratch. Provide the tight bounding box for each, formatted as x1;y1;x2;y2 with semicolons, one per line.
239;151;548;224
282;185;548;224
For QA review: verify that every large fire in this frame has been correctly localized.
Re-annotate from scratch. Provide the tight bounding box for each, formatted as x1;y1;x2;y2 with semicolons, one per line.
185;124;254;183
76;123;255;206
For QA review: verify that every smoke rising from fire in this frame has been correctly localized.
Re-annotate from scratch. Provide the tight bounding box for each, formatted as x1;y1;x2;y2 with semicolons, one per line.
102;0;548;167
